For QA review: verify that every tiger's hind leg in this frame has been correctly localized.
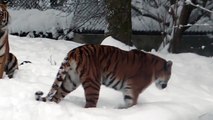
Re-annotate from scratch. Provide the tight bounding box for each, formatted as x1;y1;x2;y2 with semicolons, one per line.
80;64;101;108
81;77;101;108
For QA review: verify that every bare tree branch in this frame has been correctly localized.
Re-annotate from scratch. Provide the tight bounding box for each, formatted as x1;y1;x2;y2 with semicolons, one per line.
131;4;170;27
187;0;213;30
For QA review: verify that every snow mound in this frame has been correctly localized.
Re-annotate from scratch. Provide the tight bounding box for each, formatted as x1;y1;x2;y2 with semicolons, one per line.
199;113;213;120
101;36;136;50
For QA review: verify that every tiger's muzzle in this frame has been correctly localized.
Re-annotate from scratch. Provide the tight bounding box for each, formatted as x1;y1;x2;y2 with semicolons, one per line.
155;79;168;89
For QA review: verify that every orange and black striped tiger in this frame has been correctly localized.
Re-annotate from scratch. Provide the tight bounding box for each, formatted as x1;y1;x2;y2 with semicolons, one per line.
0;3;18;79
35;44;172;108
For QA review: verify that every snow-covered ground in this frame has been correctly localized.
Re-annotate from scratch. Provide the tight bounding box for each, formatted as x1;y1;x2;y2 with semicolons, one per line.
0;35;213;120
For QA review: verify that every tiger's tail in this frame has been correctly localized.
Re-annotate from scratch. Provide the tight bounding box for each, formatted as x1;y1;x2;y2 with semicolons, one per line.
35;54;71;102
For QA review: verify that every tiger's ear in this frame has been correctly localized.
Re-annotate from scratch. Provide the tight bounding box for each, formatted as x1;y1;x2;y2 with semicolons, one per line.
166;60;173;71
0;0;8;8
164;60;172;71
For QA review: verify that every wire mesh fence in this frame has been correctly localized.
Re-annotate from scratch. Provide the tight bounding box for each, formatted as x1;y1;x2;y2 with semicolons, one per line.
7;0;106;13
5;0;106;40
8;0;75;11
8;0;106;30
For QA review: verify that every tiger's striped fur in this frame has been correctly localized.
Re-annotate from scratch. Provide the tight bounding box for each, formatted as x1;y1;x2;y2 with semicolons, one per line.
0;4;9;29
35;44;172;108
5;52;18;78
0;3;18;79
0;3;10;79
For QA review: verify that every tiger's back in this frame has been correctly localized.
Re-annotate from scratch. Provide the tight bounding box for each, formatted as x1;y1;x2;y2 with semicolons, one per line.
36;44;172;108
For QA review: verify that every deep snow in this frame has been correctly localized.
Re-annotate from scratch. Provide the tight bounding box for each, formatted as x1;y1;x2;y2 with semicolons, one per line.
0;35;212;120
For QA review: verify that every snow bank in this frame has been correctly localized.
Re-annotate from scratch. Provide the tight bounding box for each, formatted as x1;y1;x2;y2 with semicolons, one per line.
8;9;74;38
0;35;212;120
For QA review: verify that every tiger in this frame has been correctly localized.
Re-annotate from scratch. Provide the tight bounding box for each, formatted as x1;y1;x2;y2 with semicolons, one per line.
35;44;173;108
0;3;18;79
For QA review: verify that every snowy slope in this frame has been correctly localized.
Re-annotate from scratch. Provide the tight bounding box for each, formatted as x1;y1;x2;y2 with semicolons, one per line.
0;35;213;120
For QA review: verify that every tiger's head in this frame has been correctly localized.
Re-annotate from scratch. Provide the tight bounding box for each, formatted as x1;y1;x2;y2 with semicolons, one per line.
0;3;9;29
154;60;173;89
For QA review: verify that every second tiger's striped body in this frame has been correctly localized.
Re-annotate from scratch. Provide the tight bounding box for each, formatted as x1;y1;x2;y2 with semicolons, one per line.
36;44;172;108
0;3;18;79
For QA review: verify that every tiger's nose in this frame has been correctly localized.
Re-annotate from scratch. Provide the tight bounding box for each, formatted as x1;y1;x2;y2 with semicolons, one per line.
2;19;6;23
161;84;167;89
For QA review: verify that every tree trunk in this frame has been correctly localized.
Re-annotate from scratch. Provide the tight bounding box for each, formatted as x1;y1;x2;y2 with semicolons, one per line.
105;0;132;46
169;0;196;53
169;28;182;53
